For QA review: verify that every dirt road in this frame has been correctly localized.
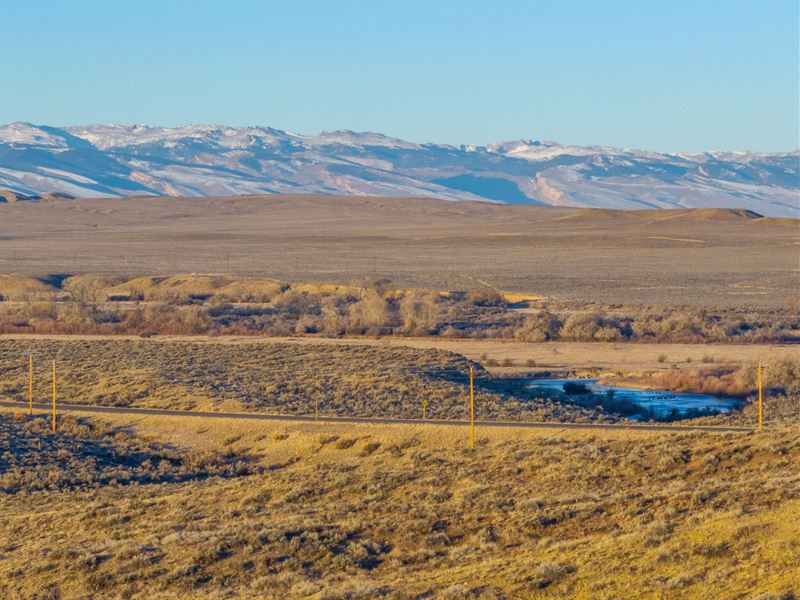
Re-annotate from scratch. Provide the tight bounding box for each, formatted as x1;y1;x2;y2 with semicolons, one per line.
0;401;754;433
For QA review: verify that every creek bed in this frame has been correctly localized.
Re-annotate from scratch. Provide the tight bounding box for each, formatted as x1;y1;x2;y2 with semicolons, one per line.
527;378;742;419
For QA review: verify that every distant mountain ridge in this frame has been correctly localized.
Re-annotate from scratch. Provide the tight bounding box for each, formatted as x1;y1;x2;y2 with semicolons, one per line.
1;122;798;216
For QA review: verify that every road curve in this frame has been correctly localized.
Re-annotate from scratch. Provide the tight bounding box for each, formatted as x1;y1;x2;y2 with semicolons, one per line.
0;401;753;434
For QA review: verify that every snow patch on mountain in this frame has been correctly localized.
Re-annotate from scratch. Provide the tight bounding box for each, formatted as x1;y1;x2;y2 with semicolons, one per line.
0;122;69;149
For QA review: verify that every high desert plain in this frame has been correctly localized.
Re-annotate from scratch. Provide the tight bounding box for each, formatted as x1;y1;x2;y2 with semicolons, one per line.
0;193;798;599
3;0;800;596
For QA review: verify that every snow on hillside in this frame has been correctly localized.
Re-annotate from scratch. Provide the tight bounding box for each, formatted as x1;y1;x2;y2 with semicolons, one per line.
1;122;797;216
0;122;69;149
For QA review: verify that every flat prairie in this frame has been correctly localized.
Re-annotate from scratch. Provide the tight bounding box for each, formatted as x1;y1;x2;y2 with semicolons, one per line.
1;194;797;305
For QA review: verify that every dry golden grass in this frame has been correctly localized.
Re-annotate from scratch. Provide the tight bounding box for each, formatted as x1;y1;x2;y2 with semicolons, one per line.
102;276;161;300
214;278;286;303
97;274;285;304
0;276;53;301
0;408;797;599
142;274;235;303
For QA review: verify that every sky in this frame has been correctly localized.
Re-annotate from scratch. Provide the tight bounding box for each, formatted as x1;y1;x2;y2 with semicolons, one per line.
1;0;798;152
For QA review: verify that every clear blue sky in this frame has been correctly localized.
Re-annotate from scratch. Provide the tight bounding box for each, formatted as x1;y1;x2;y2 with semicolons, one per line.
1;0;798;152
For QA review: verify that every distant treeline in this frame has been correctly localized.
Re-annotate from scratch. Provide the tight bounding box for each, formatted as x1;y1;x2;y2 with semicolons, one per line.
0;274;797;344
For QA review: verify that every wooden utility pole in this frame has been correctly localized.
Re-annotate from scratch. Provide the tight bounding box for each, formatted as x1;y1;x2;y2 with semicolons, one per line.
757;361;763;433
469;366;475;449
28;355;33;415
51;360;56;433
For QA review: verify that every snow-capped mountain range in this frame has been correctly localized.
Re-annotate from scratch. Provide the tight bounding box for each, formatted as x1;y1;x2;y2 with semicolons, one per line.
1;122;798;216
